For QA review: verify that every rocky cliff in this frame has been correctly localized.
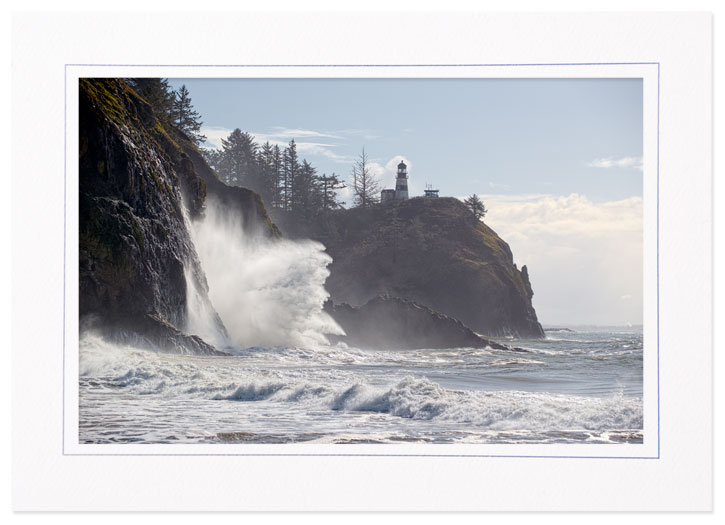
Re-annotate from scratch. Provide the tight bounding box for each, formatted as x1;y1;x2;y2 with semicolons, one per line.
324;296;515;350
303;197;545;338
79;78;276;354
79;78;543;351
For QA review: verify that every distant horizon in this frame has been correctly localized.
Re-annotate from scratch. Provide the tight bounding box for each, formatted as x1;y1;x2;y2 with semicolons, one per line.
166;77;643;326
541;323;643;329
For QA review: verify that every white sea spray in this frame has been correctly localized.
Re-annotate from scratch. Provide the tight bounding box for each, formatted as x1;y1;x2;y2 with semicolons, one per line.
187;196;344;349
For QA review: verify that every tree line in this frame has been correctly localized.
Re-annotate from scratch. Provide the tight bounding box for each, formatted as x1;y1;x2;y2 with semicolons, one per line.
126;79;365;222
125;79;488;225
202;131;349;223
200;133;387;224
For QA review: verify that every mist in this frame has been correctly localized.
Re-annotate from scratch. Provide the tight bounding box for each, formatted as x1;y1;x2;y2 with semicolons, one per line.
187;197;344;349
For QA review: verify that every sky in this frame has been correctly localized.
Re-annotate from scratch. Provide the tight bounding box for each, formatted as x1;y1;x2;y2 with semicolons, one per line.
168;78;643;326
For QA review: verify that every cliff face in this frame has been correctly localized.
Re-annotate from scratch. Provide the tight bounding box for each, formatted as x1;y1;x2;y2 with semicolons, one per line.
78;79;276;353
78;78;542;350
324;296;515;350
307;197;545;338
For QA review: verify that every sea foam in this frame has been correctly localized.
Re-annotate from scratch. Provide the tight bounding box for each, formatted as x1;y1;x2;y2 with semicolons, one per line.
80;335;642;433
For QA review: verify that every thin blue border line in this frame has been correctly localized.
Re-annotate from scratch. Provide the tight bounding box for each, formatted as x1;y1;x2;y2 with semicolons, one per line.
67;62;658;67
65;62;659;459
61;453;656;459
656;62;661;458
63;64;67;454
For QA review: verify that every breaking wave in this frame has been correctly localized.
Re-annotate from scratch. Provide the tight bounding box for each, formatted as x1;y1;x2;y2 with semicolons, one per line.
80;334;642;433
186;196;343;349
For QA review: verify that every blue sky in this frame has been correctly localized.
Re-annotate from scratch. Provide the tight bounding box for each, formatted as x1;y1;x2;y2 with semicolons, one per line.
167;78;644;326
169;78;642;202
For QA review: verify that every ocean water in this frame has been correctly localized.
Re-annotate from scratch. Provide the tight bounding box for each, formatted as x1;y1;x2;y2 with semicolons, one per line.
79;327;643;444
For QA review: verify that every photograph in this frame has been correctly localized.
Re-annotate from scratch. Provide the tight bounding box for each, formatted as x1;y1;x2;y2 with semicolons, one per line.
78;76;644;445
10;7;717;512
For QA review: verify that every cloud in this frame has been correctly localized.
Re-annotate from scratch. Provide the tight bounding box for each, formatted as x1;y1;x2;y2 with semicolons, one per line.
200;126;234;149
469;193;643;326
587;156;643;171
200;125;356;164
336;184;353;207
336;128;382;141
294;142;354;163
488;181;511;190
257;127;342;140
251;129;346;160
200;125;394;168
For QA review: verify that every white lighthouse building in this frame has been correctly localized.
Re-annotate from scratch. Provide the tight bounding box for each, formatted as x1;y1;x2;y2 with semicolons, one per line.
381;159;409;204
394;160;409;199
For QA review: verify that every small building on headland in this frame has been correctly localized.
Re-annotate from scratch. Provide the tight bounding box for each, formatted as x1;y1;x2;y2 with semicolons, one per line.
424;184;439;198
380;189;396;203
381;159;442;203
381;160;410;204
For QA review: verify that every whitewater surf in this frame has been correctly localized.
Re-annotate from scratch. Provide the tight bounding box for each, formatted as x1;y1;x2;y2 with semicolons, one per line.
79;327;643;444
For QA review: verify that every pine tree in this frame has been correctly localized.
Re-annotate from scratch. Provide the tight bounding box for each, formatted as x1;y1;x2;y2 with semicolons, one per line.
464;194;488;223
127;78;175;122
201;148;223;177
271;144;283;209
282;140;300;212
172;84;206;145
318;173;346;211
218;129;259;187
293;160;323;221
351;147;380;208
198;130;331;219
257;141;280;208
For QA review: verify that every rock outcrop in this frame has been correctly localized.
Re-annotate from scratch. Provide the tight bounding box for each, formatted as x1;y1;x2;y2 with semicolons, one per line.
325;296;512;350
78;79;276;354
290;197;545;339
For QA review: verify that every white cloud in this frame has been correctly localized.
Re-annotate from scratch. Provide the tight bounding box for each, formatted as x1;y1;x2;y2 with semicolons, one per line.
200;126;234;149
488;181;511;190
200;126;355;164
587;156;643;171
294;142;354;163
336;184;353;207
471;193;643;326
336;128;382;141
254;128;364;165
200;126;393;168
257;127;342;140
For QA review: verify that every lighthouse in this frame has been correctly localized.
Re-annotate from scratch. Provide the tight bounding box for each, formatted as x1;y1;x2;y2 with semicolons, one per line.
394;160;409;200
380;159;411;204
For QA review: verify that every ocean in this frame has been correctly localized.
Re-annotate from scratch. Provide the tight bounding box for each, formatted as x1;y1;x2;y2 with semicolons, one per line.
79;327;643;444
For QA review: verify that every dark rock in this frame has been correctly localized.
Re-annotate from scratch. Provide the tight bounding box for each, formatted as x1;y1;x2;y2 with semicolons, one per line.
324;296;511;350
109;314;229;356
287;197;545;339
78;79;276;354
183;142;281;238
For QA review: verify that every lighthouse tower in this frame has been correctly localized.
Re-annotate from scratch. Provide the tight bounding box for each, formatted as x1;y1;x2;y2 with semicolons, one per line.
394;160;409;200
